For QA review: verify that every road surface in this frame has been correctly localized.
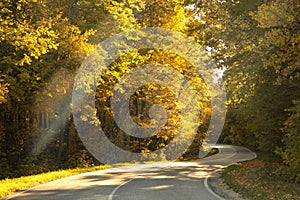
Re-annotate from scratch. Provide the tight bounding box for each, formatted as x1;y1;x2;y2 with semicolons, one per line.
5;145;256;200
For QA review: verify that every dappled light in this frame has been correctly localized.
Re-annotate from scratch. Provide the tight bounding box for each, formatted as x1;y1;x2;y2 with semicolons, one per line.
0;0;299;199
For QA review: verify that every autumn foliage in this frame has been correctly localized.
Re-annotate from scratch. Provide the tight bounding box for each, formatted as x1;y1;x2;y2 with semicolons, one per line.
0;0;299;182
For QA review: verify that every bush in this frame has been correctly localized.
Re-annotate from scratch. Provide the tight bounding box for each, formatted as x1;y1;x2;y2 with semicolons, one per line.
277;100;300;183
64;150;94;168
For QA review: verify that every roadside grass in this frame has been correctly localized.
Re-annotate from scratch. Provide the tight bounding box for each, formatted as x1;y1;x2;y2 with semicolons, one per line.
177;147;219;161
222;151;300;200
0;165;111;199
204;148;219;158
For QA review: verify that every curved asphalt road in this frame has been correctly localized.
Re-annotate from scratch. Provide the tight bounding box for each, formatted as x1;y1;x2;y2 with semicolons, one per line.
5;145;256;200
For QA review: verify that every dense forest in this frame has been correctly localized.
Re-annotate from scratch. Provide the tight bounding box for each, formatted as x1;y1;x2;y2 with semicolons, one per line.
0;0;299;182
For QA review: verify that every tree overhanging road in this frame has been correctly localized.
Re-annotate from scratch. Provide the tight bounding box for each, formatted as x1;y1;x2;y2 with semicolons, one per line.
5;145;256;200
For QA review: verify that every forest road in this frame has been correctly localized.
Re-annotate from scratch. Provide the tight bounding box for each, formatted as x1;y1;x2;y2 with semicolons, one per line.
6;145;256;200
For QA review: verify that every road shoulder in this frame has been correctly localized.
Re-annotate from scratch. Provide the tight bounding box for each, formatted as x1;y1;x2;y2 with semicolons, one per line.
208;172;246;200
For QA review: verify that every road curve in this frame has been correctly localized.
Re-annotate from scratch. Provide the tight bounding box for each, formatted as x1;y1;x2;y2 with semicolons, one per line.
5;145;256;200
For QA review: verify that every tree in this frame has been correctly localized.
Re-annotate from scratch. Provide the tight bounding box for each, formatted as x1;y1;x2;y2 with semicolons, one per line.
0;80;8;105
185;0;300;153
278;100;300;182
0;0;97;178
71;0;214;162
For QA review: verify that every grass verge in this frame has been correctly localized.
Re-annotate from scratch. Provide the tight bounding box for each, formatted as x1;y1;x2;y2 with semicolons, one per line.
221;152;300;200
0;165;111;199
177;147;219;161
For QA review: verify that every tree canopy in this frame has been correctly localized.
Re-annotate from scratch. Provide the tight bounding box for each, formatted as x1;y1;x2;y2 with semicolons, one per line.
0;0;299;181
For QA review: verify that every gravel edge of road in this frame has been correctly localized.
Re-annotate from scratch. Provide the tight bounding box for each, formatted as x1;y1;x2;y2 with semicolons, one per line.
208;172;247;200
